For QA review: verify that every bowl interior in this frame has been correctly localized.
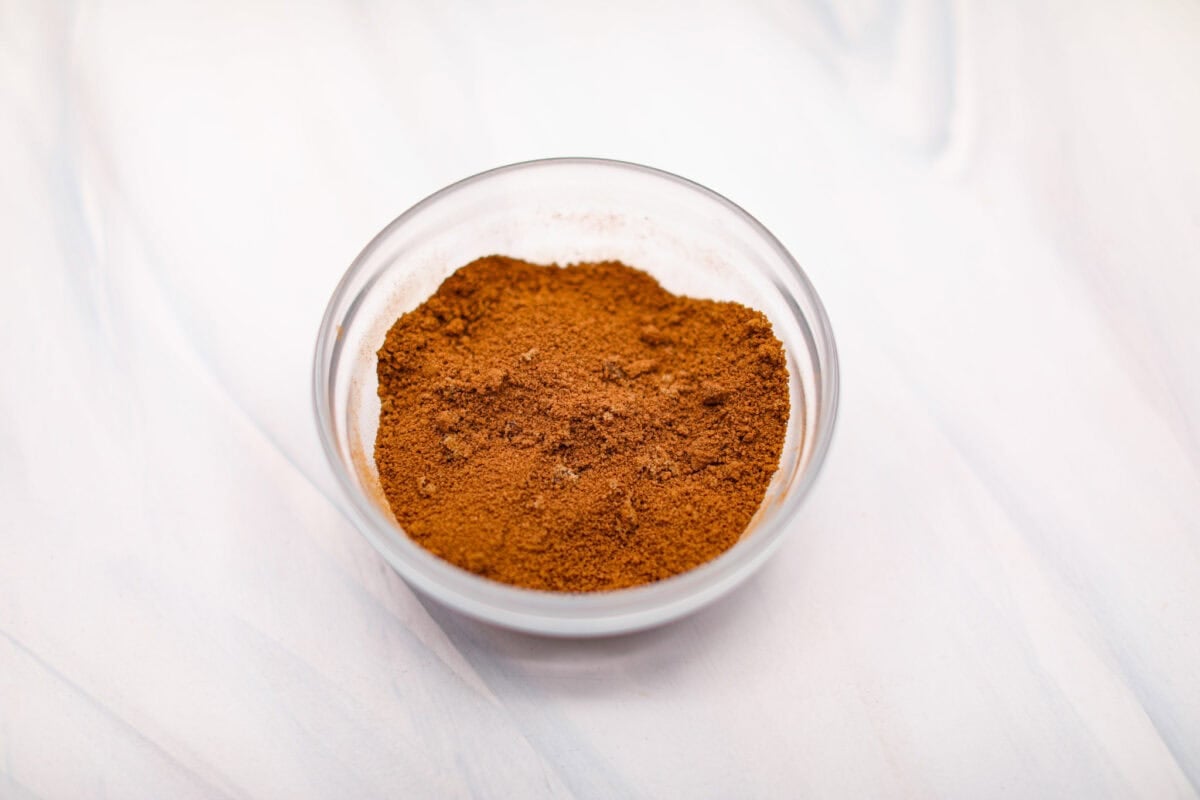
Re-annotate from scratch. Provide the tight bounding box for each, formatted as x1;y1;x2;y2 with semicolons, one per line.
315;159;836;635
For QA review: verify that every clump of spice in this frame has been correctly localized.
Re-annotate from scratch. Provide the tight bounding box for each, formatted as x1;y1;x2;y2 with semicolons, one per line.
374;256;789;591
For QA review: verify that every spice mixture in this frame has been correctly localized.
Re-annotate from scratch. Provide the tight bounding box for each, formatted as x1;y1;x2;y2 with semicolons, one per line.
374;256;789;591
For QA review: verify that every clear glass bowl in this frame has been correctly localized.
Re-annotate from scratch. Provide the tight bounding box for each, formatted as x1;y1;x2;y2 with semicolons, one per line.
313;158;838;636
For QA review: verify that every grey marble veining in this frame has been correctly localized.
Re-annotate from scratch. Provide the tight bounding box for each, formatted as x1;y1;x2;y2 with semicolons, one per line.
2;1;1199;797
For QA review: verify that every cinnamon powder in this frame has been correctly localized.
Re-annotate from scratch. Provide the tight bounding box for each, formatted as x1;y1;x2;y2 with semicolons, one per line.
374;256;789;591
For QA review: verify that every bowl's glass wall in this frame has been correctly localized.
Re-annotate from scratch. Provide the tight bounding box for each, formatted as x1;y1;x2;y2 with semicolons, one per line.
314;159;837;635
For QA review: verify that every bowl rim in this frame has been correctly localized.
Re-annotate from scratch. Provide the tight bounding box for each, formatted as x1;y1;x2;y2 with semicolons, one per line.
312;156;840;635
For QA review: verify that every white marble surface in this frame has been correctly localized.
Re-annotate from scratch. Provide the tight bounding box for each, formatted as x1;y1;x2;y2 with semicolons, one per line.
3;1;1200;796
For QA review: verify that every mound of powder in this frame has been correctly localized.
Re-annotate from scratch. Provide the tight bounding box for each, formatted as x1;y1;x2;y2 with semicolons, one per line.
374;256;789;591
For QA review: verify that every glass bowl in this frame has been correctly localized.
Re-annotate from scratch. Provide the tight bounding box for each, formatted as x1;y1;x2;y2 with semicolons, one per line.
312;158;838;636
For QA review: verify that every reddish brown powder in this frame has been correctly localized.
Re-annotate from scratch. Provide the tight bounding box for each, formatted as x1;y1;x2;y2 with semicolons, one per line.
374;256;789;591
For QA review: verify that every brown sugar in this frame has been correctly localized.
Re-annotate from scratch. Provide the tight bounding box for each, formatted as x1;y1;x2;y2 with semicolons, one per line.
374;256;789;591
